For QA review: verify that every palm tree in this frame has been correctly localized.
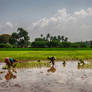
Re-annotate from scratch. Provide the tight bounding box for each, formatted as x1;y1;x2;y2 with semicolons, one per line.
50;36;53;41
61;35;64;42
57;35;61;42
46;33;50;41
40;34;43;38
64;37;68;42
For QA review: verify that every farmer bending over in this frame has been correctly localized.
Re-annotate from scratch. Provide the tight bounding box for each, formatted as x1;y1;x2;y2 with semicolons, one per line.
4;57;17;72
47;56;56;72
48;56;56;66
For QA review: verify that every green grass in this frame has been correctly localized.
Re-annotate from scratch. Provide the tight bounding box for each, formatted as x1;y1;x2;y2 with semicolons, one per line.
0;48;92;61
3;61;50;69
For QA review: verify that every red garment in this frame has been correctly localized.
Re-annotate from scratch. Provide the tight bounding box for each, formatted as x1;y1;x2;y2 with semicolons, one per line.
5;57;11;65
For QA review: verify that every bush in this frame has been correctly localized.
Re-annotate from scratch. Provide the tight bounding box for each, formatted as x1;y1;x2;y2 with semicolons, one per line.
61;42;71;48
48;40;61;48
71;43;80;48
31;41;48;48
0;43;13;48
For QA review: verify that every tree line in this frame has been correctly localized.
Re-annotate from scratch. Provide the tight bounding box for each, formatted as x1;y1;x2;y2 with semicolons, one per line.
0;28;91;48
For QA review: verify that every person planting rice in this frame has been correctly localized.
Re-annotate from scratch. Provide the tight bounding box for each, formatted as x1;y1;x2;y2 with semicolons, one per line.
4;57;17;72
48;56;56;66
79;59;85;65
47;56;56;72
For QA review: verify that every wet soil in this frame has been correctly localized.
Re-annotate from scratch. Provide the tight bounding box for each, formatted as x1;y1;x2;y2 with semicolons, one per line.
0;61;92;92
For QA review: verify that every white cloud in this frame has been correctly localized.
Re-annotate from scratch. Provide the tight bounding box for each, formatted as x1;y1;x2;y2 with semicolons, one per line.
74;9;88;16
0;8;92;42
87;8;92;16
0;22;16;34
6;22;13;28
27;8;92;42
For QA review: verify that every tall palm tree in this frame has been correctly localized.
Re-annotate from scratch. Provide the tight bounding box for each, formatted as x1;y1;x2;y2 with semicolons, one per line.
40;34;43;38
46;33;50;41
64;37;68;42
57;35;61;42
50;36;53;41
61;35;64;42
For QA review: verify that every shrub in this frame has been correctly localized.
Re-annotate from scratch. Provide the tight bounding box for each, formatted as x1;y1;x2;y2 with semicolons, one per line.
0;43;13;48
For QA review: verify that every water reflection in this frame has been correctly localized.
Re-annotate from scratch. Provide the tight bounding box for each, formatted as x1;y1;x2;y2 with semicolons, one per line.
62;61;66;67
0;68;17;88
5;70;17;81
47;66;56;73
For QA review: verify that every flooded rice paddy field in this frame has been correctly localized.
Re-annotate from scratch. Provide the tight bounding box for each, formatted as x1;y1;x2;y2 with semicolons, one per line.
0;61;92;92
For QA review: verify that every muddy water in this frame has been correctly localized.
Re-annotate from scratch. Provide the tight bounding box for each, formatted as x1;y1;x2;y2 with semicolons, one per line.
0;61;92;92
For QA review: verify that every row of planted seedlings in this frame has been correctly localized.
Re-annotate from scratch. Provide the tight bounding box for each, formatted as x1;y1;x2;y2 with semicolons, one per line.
77;58;92;69
2;61;50;69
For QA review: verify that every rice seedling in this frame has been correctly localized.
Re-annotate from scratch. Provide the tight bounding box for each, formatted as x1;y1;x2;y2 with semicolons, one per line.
78;61;92;69
0;49;92;62
2;61;50;69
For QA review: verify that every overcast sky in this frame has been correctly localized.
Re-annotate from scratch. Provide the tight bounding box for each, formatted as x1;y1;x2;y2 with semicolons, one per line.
0;0;92;42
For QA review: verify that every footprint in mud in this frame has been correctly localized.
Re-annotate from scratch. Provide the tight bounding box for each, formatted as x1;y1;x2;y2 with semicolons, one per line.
47;83;50;85
81;74;88;80
80;88;87;92
14;84;21;88
0;77;2;80
46;73;50;76
0;81;21;89
0;81;9;88
33;85;51;92
40;71;44;73
27;70;32;72
55;81;65;86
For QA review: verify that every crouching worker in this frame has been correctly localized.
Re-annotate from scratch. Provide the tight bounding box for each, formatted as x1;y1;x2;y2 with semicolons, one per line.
4;57;17;73
47;56;56;72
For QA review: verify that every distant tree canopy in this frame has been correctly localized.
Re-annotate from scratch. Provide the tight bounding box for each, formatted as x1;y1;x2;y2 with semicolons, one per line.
0;28;91;48
0;34;11;43
31;33;90;48
31;34;70;48
9;28;30;48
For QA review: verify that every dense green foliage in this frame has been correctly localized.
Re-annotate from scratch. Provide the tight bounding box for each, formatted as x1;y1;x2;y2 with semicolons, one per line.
0;27;91;48
9;28;30;48
31;34;90;48
0;43;13;48
0;34;11;43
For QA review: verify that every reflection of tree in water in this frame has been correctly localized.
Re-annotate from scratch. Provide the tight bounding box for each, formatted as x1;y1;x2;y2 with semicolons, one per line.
0;62;17;88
